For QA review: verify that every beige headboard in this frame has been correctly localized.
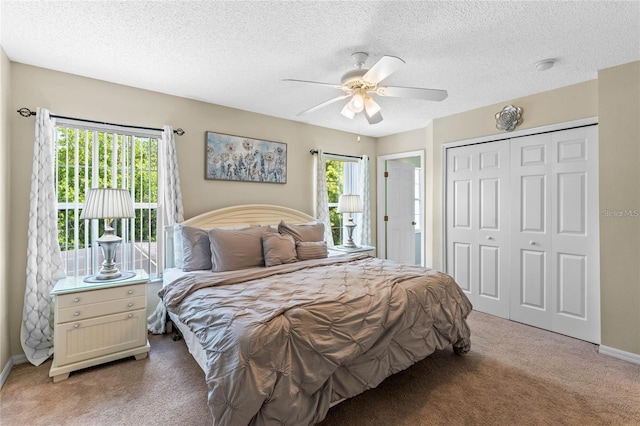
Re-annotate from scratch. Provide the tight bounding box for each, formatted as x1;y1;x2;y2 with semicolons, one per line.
165;204;317;268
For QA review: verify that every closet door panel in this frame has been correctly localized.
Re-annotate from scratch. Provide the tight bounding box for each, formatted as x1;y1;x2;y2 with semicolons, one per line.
446;140;510;319
551;126;600;343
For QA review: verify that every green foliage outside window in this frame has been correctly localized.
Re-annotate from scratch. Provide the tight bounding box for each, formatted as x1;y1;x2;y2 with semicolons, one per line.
326;159;344;245
56;127;159;251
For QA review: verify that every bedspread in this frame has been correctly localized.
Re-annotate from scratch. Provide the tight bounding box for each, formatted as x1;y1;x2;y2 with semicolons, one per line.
162;254;472;426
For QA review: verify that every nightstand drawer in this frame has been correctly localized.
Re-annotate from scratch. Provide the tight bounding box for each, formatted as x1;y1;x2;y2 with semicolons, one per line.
57;284;145;308
57;296;146;323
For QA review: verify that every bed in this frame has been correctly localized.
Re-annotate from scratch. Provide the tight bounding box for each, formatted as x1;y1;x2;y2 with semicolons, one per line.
160;204;472;426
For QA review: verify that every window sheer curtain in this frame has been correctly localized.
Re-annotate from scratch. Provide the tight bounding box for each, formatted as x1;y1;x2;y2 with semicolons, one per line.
355;155;372;246
314;149;335;247
147;125;184;334
21;108;67;366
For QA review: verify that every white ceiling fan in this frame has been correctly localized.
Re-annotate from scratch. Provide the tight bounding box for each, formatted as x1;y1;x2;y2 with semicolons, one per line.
284;52;448;125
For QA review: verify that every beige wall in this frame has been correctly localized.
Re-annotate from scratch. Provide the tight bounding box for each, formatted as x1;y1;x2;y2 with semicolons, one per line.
1;47;11;371
7;63;376;357
598;62;640;355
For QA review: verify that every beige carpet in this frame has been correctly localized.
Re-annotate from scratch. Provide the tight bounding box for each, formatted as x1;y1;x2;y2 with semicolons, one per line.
1;311;639;425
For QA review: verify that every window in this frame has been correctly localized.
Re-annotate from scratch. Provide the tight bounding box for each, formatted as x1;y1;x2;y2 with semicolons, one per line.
325;157;360;245
55;122;161;279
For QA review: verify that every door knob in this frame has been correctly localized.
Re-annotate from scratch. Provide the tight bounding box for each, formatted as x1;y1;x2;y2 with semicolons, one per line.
529;241;536;246
486;236;493;240
412;222;417;225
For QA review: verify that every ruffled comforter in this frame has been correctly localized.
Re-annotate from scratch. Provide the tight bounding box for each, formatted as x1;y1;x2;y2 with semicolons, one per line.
162;254;472;425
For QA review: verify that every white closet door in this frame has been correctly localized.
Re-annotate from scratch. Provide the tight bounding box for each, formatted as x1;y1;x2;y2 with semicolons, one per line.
509;134;554;330
446;140;510;318
551;126;600;343
510;126;600;343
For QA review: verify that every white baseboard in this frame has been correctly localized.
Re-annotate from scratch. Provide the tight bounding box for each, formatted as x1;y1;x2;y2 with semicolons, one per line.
599;345;640;365
0;354;28;390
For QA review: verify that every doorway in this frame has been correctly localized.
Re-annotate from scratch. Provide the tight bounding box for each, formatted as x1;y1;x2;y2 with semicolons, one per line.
377;150;425;266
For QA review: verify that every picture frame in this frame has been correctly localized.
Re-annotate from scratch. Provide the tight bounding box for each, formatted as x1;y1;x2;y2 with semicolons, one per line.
205;131;287;184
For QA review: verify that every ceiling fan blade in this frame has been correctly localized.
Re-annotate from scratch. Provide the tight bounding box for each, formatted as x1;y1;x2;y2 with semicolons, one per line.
283;79;343;89
377;85;448;101
362;56;405;84
297;94;351;116
364;97;383;124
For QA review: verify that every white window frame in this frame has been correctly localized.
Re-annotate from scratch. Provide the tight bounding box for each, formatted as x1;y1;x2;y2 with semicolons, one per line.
54;118;163;279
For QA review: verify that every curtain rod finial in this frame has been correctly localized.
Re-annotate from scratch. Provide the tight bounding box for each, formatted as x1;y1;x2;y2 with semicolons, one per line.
17;107;35;117
174;128;185;136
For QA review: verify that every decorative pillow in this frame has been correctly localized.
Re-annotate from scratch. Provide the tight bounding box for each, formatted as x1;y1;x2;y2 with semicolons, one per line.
181;226;213;271
208;226;270;272
278;220;324;243
262;233;297;267
296;241;328;261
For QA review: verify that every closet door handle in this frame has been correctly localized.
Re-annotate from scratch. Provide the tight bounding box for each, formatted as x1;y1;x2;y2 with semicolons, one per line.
486;236;493;241
529;241;536;246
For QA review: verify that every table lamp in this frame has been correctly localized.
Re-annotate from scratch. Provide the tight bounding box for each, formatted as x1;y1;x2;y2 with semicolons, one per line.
80;188;135;282
337;194;363;248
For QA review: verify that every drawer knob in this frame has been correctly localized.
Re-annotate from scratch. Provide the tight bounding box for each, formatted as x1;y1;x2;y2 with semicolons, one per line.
74;311;80;317
128;314;133;319
128;303;134;308
128;290;134;295
74;324;79;328
73;297;80;303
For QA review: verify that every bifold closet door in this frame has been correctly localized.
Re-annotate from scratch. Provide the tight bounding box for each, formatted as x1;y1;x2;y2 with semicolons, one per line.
446;140;510;319
510;126;600;343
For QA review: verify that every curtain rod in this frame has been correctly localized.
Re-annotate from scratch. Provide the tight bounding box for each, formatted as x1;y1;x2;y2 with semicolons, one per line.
16;107;185;136
309;149;365;160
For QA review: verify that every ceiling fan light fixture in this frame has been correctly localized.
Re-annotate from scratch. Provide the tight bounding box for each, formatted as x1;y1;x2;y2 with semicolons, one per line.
348;91;365;113
341;103;355;119
364;96;381;116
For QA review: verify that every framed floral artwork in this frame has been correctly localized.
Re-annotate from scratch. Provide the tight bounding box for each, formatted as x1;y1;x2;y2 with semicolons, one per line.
205;132;287;183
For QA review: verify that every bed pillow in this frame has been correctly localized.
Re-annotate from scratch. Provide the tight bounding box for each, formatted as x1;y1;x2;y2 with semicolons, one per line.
181;225;213;271
262;233;298;267
278;221;324;243
296;241;328;261
208;226;270;272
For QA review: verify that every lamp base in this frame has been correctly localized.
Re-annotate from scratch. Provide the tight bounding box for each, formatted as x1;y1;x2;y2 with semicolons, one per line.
82;224;134;283
343;222;358;248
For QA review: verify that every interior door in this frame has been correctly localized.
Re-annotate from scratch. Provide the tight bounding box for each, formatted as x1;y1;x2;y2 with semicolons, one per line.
386;160;416;264
510;126;600;343
446;140;510;318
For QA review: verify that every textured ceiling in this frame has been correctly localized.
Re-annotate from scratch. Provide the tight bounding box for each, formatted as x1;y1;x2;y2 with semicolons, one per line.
1;1;639;138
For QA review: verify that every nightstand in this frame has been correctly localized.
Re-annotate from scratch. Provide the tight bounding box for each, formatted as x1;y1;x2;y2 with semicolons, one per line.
49;270;151;382
330;245;376;256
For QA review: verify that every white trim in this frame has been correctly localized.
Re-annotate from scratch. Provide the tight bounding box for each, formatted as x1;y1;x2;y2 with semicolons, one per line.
599;345;640;365
376;150;426;266
440;117;598;271
0;354;28;390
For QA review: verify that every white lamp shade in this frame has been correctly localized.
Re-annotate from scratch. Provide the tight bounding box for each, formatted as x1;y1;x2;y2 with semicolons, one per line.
80;188;135;220
337;194;363;214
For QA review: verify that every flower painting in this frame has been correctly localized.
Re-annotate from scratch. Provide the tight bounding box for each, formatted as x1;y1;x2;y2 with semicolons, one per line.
205;132;287;184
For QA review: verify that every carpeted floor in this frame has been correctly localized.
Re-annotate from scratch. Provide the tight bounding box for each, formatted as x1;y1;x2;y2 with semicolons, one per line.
1;311;639;425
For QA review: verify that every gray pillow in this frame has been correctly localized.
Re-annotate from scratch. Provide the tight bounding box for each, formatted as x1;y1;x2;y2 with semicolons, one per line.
262;233;298;267
296;241;328;261
278;221;324;243
181;225;212;271
208;226;270;272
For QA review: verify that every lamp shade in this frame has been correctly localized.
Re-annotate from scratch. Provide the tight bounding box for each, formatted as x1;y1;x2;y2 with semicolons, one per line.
337;194;363;214
80;188;135;220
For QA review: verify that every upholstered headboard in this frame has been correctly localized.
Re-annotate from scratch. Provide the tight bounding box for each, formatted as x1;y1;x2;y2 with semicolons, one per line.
165;204;316;268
